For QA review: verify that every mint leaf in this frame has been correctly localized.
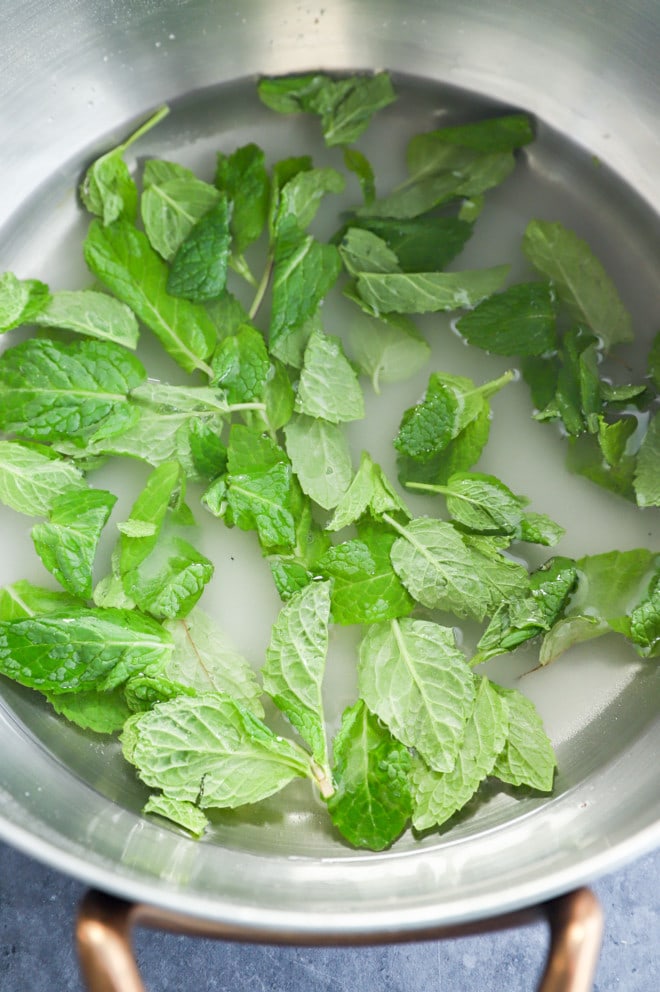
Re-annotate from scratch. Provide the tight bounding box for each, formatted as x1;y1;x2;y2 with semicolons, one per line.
326;452;410;532
118;462;186;576
343;148;376;205
397;402;492;489
124;693;311;808
284;414;352;510
31;488;117;598
0;607;173;694
648;331;660;390
211;324;270;404
634;411;660;507
167;196;232;302
317;522;414;625
33;289;139;349
46;687;132;734
216;143;270;254
295;330;365;423
358;618;475;772
339;228;401;276
277;167;345;231
412;676;509;830
327;699;412;850
163;609;264;716
122;533;214;620
0;441;86;515
408;114;534;156
84;219;217;375
80;106;168;225
352;216;473;272
141;176;220;261
491;684;556;791
269;218;342;350
143;794;209;837
411;472;525;534
347;312;430;393
0;337;145;445
455;282;557;356
225;425;296;550
628;575;660;658
0;581;83;621
0;272;50;332
262;581;332;772
522;221;633;349
354;266;509;315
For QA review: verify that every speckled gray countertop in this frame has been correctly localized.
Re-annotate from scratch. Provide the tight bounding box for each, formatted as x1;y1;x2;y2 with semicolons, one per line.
1;840;658;990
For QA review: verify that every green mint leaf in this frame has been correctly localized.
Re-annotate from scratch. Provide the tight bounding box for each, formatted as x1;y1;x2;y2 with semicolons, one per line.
118;461;186;573
124;692;311;808
269;218;343;350
121;533;214;621
388;517;528;621
0;337;145;445
327;699;412;850
566;432;637;501
409;114;534;156
634;411;660;507
143;794;209;838
34;289;140;349
522;221;633;349
0;272;50;332
31;488;117;598
628;574;660;658
343;148;376;205
162;608;264;716
124;675;197;713
211;324;270;404
326;451;410;532
358;618;475;772
141;176;221;261
277;167;345;231
225;425;296;550
259;359;295;433
354;266;509;315
317;522;414;625
352;216;473;272
284;414;352;510
262;580;332;771
0;580;83;621
188;419;228;481
294;330;365;423
411;472;525;534
412;676;509;830
491;684;556;791
216;143;270;254
0;441;87;516
267;155;313;236
268;312;319;369
455;281;557;356
84;219;216;375
397;402;491;489
142;159;198;187
339;228;401;276
80;106;168;225
518;512;565;547
167;196;232;303
257;73;327;113
346;312;430;394
0;607;173;694
648;330;660;390
46;687;132;734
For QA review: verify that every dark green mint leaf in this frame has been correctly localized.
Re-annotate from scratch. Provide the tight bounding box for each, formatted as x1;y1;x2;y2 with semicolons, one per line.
284;414;352;510
141;177;220;261
216;143;270;254
628;574;660;658
211;324;270;403
343;148;376;205
358;618;475;772
295;330;365;423
397;402;491;489
167;196;232;303
188;419;228;481
353;216;473;272
257;74;328;114
634;411;660;507
0;441;87;516
523;221;633;349
408;114;534;156
491;684;556;791
455;281;557;356
84;219;217;375
327;699;412;850
0;272;50;333
355;266;509;315
34;290;139;349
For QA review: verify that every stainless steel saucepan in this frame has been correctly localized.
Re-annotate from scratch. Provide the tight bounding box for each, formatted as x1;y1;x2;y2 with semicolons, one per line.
0;1;658;987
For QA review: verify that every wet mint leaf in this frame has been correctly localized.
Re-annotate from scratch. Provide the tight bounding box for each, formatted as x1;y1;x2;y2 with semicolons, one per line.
354;265;509;315
284;414;352;510
216;143;270;254
121;533;214;620
353;215;473;272
347;312;430;394
325;451;410;533
0;441;87;516
408;114;534;157
34;290;139;349
141;176;220;261
491;684;556;791
343;147;376;204
211;324;270;404
0;272;50;333
634;411;660;507
295;330;365;423
0;580;84;621
455;281;557;356
276;167;345;231
167;197;232;302
143;794;209;838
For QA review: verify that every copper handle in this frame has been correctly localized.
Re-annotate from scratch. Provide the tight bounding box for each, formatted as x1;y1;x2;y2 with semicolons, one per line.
77;886;603;992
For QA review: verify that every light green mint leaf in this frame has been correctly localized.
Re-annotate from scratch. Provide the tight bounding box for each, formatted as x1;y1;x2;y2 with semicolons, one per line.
211;324;270;404
31;488;117;599
522;220;633;350
118;461;185;570
412;676;509;830
0;607;173;694
455;281;557;356
634;411;660;507
295;330;365;423
46;687;132;734
167;196;232;303
347;312;430;394
143;794;209;838
0;580;84;621
84;219;217;375
124;692;311;808
34;290;139;349
628;574;660;658
121;533;214;621
354;266;509;315
80;106;168;225
268;311;319;369
262;580;332;770
0;441;87;516
269;217;343;350
339;228;401;276
388;516;528;621
162;608;263;716
141;176;221;261
343;148;376;205
284;414;352;510
327;699;412;850
215;143;270;254
124;675;196;713
408;114;533;164
267;155;314;236
411;472;526;535
351;216;473;273
0;272;50;332
0;337;146;445
142;159;198;187
277;167;345;231
539;614;610;665
317;521;414;625
358;618;475;772
326;451;411;532
257;73;330;114
491;684;556;791
518;512;565;547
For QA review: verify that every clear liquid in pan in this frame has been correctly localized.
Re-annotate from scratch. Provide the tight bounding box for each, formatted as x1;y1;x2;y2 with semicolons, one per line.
0;73;658;855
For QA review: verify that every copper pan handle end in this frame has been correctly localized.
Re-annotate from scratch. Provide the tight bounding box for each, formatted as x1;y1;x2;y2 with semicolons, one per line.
76;886;603;992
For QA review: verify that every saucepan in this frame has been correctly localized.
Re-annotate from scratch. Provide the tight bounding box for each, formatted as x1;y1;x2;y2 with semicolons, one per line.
0;1;658;988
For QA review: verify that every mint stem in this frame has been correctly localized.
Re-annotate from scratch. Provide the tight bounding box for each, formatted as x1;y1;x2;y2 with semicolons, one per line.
249;253;274;320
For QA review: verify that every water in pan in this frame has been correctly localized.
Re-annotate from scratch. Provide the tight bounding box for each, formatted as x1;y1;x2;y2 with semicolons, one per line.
0;73;658;857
